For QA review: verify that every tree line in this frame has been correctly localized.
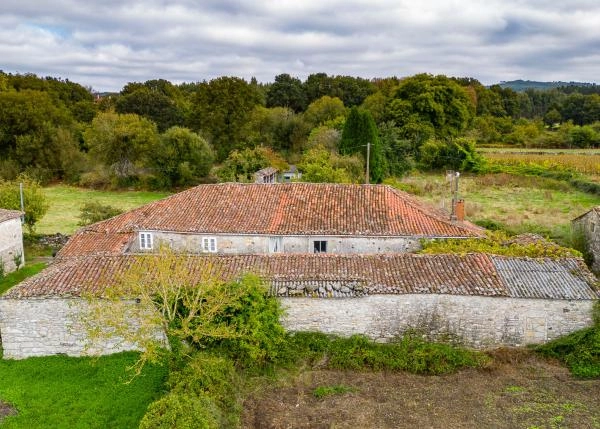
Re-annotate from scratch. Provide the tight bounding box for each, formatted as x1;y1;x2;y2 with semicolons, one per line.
1;71;599;189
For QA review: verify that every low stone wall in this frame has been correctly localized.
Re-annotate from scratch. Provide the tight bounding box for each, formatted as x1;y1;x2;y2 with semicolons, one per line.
280;294;595;347
0;294;595;359
0;298;165;359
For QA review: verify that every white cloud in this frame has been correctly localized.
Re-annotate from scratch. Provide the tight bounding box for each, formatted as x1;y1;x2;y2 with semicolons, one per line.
1;1;599;91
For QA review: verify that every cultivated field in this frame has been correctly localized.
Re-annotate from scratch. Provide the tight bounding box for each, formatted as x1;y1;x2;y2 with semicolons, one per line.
484;152;600;177
243;353;600;429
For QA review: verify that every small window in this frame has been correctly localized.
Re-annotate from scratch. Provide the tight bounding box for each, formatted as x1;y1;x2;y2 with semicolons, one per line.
313;240;327;253
139;232;153;250
202;237;217;253
269;237;283;253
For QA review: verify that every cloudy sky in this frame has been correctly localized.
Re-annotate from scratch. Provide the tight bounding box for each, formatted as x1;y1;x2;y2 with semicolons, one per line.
2;0;599;91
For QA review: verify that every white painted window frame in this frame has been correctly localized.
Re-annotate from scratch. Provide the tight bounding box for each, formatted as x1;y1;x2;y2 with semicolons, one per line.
269;236;283;253
202;236;217;253
139;232;153;250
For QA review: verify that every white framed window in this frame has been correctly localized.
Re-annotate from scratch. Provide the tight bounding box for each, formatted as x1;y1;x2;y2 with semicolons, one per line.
269;237;283;253
202;237;217;253
313;240;327;253
139;232;153;250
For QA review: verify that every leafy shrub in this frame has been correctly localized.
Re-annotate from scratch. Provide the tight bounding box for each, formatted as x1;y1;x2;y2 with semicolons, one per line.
0;174;48;233
209;275;287;370
418;138;484;172
536;302;600;378
139;391;222;429
77;201;123;226
167;352;240;426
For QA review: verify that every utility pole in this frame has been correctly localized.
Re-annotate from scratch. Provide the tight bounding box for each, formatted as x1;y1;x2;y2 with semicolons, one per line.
19;182;25;224
365;142;370;184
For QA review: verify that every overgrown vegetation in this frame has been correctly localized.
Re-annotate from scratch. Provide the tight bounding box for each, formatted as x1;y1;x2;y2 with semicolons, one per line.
312;384;357;399
536;302;600;378
420;231;581;258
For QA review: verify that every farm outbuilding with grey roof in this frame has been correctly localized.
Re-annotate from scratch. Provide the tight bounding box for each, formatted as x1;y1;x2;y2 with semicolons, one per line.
1;253;597;358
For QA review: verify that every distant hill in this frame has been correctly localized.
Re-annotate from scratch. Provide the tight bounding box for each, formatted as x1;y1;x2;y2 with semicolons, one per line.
495;80;597;92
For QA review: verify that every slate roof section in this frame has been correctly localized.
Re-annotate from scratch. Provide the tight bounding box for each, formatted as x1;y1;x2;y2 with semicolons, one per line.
57;183;483;258
572;206;600;222
0;208;23;223
492;257;598;300
4;253;597;300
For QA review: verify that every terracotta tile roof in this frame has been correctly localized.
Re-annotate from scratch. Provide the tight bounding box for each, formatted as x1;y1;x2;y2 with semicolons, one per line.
58;231;134;258
0;209;23;223
57;184;483;257
4;253;596;300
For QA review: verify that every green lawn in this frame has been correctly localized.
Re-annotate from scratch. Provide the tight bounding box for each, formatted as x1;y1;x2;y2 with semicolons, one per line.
0;263;47;295
36;185;170;235
0;352;167;429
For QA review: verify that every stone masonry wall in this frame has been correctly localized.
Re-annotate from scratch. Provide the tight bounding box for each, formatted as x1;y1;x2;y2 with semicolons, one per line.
129;231;421;255
574;211;600;273
280;294;595;347
0;298;165;359
0;218;24;274
1;293;595;359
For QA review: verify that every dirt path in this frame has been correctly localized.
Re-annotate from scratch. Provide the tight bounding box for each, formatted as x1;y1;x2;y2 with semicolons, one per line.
242;356;600;429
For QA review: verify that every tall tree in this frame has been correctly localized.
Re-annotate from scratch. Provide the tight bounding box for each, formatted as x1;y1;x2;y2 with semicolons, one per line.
340;107;384;183
151;126;215;187
386;74;474;140
191;77;263;161
84;112;159;179
265;74;307;113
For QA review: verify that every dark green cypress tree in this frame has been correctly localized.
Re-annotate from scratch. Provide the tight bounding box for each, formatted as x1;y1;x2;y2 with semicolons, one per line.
340;107;384;183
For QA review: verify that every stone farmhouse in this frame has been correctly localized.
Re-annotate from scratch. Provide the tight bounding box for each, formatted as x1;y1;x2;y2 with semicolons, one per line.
0;183;598;359
57;183;484;258
0;209;24;274
572;206;600;273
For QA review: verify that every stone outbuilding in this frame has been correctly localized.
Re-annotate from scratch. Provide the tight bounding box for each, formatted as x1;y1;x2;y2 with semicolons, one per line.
0;253;597;359
0;209;24;274
572;206;600;273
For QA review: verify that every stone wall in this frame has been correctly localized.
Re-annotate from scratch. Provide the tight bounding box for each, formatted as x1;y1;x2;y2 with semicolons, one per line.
129;231;421;255
1;293;595;359
0;218;24;274
0;298;165;359
573;211;600;273
280;294;595;347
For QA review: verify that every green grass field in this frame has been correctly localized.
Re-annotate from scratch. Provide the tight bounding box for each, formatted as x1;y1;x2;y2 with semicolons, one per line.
0;352;167;429
36;185;170;235
0;263;47;295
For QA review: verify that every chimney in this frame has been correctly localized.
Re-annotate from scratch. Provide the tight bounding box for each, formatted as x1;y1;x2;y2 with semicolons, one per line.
455;199;465;222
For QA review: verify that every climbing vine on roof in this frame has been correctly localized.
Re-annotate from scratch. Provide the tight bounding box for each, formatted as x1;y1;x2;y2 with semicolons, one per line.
420;231;581;259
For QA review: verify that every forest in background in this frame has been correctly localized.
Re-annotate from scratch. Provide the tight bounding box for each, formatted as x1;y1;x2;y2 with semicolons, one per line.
1;70;600;190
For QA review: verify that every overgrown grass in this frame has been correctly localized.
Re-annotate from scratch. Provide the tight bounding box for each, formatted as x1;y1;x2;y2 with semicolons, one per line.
312;384;357;399
392;172;600;245
535;302;600;379
0;263;46;295
37;185;170;235
0;352;167;428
